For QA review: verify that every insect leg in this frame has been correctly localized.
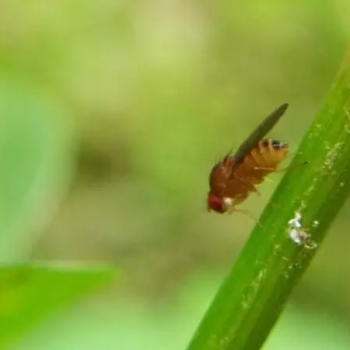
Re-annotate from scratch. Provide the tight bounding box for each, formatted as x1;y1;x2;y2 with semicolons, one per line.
253;166;280;172
227;206;262;227
254;161;308;173
254;186;262;196
234;175;262;196
263;176;275;183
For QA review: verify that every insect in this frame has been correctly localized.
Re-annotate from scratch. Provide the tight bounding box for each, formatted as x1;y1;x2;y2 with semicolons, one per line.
207;103;290;214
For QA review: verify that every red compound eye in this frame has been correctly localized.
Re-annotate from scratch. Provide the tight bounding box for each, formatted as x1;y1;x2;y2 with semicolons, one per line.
207;194;224;213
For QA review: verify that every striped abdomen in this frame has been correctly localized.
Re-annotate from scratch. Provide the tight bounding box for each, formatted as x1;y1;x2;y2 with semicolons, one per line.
223;139;288;203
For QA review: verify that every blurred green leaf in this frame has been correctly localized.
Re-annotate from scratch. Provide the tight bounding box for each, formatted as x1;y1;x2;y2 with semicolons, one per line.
0;77;118;348
8;272;350;350
0;76;75;261
0;263;116;348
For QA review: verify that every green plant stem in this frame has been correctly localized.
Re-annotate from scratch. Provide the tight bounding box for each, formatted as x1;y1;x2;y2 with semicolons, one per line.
186;45;350;350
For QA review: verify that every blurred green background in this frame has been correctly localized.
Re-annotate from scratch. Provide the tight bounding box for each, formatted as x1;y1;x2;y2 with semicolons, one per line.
1;1;350;349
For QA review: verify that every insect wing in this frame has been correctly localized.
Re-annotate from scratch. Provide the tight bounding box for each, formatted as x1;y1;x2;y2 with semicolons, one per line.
232;103;289;164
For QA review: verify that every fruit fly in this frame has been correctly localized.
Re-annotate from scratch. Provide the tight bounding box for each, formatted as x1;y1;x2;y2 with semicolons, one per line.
208;103;289;214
